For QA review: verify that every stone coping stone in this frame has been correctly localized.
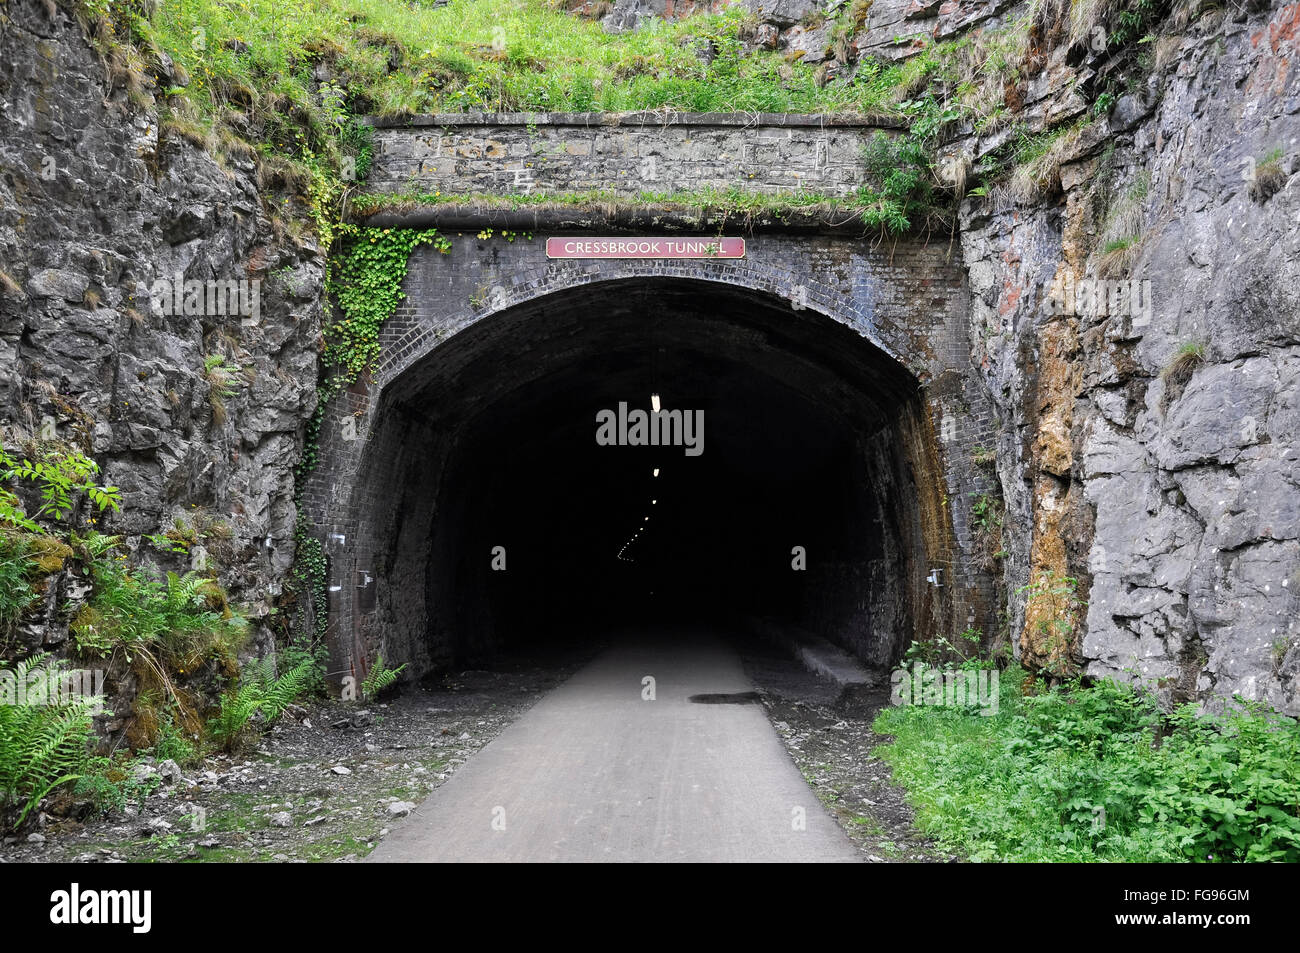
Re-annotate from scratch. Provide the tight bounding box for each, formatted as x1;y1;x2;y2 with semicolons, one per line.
367;110;903;129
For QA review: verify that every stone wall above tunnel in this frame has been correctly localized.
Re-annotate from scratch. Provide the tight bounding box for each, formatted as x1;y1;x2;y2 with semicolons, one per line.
301;229;997;686
365;112;896;197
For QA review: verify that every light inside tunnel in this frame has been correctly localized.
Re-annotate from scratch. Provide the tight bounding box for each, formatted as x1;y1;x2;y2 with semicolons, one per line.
345;277;947;679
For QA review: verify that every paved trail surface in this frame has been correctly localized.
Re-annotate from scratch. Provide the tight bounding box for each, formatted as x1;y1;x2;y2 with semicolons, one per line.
367;630;861;862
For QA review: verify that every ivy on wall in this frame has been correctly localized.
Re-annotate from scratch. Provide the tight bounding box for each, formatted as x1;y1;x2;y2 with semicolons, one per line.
297;225;452;481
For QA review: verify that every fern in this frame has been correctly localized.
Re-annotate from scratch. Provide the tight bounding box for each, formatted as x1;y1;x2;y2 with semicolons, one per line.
0;654;102;829
361;655;407;701
208;656;315;752
0;532;39;634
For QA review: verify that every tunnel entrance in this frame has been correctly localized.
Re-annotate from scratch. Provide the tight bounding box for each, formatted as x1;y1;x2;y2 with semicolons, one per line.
335;276;953;682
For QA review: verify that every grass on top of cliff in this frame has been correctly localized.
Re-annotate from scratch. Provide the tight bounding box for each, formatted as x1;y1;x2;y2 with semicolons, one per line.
150;0;869;120
81;0;1148;235
73;0;984;233
127;0;1027;155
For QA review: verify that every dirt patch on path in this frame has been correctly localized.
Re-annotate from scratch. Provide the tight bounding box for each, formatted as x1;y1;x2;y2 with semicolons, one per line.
1;651;592;864
740;641;954;863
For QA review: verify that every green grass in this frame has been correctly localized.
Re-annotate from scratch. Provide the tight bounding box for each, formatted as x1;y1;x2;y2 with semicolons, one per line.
145;0;876;143
74;0;1074;226
352;182;949;232
354;185;857;212
874;673;1300;862
1100;235;1140;254
1161;339;1207;379
1006;120;1086;201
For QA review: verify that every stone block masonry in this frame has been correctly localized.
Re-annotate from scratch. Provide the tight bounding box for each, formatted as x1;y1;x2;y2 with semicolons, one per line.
366;112;899;197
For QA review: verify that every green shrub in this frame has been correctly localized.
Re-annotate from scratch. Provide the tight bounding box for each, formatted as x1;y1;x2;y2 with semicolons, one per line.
874;675;1300;862
854;118;956;232
0;444;120;533
73;549;248;673
70;544;248;749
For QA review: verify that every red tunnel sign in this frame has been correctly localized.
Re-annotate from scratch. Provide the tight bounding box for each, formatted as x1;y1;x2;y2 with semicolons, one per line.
546;237;746;259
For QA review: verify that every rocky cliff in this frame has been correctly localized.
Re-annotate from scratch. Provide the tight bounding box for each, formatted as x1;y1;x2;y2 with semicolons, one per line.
0;0;323;667
952;1;1300;713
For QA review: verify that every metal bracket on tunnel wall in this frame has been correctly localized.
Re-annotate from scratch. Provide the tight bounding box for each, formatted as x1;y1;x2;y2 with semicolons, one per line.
356;568;376;613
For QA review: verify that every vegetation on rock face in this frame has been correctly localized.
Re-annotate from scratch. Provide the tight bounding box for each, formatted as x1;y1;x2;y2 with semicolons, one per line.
1017;570;1085;681
1;444;121;648
0;441;323;830
72;535;250;748
0;445;120;535
1159;339;1207;409
0;654;103;828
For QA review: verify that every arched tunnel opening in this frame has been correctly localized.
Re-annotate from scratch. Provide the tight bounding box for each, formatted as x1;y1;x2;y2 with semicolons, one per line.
342;277;950;681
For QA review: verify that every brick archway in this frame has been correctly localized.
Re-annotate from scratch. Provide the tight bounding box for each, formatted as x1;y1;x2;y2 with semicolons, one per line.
301;233;991;690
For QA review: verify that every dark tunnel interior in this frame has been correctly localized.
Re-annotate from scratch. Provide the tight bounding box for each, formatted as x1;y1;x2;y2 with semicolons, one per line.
352;277;941;676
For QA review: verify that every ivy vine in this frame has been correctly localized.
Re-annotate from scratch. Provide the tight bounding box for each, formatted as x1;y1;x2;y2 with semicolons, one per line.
288;514;329;645
296;225;452;481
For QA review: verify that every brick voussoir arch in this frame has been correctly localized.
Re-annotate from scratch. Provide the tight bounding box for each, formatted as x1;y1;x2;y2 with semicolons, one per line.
304;257;925;549
372;259;918;392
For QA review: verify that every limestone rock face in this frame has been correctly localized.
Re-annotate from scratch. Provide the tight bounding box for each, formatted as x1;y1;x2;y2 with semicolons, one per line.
0;0;323;651
602;0;738;33
956;3;1300;713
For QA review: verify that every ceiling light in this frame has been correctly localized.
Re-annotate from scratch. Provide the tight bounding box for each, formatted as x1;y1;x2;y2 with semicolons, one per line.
651;393;661;413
